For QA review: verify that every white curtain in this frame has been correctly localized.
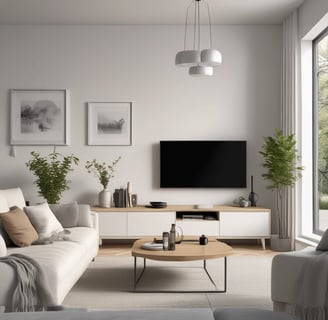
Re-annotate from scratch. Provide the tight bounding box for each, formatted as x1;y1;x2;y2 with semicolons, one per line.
281;10;298;250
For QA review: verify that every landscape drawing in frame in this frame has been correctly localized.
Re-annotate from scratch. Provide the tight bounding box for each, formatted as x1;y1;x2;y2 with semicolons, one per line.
88;102;132;146
10;89;69;145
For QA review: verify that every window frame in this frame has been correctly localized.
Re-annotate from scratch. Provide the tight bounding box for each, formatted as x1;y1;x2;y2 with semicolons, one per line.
313;26;328;236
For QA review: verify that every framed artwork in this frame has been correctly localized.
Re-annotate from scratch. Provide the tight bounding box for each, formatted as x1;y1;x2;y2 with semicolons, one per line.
87;102;132;146
10;89;69;145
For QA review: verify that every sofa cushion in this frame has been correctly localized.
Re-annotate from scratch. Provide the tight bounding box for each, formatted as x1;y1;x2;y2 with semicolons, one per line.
0;220;14;246
77;204;92;227
0;234;7;256
49;202;79;228
317;228;328;251
24;202;63;240
0;206;39;247
0;194;9;213
0;188;25;209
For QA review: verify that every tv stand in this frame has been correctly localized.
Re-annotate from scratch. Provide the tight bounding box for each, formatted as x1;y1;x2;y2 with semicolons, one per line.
92;205;271;249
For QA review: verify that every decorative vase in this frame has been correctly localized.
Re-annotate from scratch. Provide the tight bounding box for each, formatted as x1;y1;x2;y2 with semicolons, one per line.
99;189;111;208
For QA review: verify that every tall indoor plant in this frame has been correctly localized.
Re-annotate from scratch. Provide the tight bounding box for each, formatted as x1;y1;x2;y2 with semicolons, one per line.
260;129;303;251
26;148;79;204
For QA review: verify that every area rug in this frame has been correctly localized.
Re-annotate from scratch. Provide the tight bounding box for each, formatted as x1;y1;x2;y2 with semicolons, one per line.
63;254;273;310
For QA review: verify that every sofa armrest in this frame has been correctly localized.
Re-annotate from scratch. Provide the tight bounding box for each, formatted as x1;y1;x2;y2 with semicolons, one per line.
76;204;98;231
271;246;319;305
90;211;99;232
0;261;17;309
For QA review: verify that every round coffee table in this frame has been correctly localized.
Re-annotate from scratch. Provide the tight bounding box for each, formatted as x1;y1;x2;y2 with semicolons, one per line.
131;237;233;292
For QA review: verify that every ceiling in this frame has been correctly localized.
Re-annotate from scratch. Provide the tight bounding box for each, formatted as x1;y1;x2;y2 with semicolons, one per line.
0;0;304;25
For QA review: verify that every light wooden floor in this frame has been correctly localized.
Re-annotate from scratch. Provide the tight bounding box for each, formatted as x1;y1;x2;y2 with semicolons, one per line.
98;240;277;257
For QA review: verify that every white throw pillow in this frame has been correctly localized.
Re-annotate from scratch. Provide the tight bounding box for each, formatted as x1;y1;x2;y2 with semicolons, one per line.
317;228;328;251
0;234;7;257
24;202;63;240
0;194;9;213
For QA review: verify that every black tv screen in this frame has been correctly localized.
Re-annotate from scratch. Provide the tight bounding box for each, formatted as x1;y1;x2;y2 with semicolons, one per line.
160;140;247;188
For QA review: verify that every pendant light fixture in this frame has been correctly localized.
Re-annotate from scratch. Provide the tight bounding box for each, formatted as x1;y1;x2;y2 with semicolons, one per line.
175;0;222;76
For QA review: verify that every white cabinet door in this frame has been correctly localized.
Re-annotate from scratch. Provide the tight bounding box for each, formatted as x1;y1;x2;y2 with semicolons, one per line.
127;212;176;237
176;220;220;236
220;211;270;237
99;212;128;237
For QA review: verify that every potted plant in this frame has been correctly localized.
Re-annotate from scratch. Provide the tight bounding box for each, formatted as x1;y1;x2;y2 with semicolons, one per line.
85;157;121;208
26;148;79;204
260;129;304;251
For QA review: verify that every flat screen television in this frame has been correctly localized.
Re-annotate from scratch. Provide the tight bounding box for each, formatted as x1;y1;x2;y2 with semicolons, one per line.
160;140;247;188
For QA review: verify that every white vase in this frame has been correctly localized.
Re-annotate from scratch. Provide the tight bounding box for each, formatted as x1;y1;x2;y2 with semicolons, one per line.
99;189;111;208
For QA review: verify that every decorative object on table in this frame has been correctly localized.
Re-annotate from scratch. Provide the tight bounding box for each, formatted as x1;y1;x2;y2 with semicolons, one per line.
85;157;121;208
141;242;164;251
162;232;169;250
248;175;259;206
87;102;132;146
233;197;249;207
126;181;132;207
175;225;184;244
10;89;69;145
113;187;131;208
98;189;111;209
148;201;167;208
260;129;304;251
26;147;79;204
175;0;222;77
199;234;208;245
131;194;138;207
169;223;176;250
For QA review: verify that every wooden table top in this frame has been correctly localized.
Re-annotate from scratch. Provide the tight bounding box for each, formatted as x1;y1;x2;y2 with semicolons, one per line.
131;237;233;262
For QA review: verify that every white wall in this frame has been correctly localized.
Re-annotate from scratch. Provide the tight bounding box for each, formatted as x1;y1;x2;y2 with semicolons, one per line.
298;0;328;39
0;25;281;209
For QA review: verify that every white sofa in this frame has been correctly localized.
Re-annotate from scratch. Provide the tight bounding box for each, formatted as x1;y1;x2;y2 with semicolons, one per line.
0;188;99;310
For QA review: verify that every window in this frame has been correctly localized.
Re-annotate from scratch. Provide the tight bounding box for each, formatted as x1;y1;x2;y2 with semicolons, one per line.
313;27;328;235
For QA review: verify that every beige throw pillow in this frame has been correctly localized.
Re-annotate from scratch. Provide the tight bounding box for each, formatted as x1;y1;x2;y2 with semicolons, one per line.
0;206;38;247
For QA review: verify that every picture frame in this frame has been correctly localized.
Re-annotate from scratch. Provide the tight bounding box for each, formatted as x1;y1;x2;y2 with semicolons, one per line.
10;89;69;145
87;102;132;146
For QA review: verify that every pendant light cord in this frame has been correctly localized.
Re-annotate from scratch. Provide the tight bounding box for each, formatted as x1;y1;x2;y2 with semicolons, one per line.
183;0;194;50
183;0;213;50
206;1;213;48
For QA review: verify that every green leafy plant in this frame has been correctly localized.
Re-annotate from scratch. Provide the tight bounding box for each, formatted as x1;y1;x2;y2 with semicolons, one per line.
26;149;79;204
85;157;121;189
260;129;304;239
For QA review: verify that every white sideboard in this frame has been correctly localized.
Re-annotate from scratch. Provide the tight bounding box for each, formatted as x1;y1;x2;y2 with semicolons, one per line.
92;205;271;249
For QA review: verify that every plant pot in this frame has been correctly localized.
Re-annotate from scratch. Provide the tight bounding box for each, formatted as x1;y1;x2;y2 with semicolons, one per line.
99;189;111;208
270;234;292;252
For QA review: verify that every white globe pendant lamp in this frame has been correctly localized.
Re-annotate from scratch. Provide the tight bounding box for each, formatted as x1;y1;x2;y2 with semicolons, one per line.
175;0;222;76
189;65;213;76
175;50;201;67
201;48;222;66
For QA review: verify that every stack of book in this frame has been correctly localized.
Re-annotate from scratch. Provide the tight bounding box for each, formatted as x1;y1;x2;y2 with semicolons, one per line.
113;182;132;208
